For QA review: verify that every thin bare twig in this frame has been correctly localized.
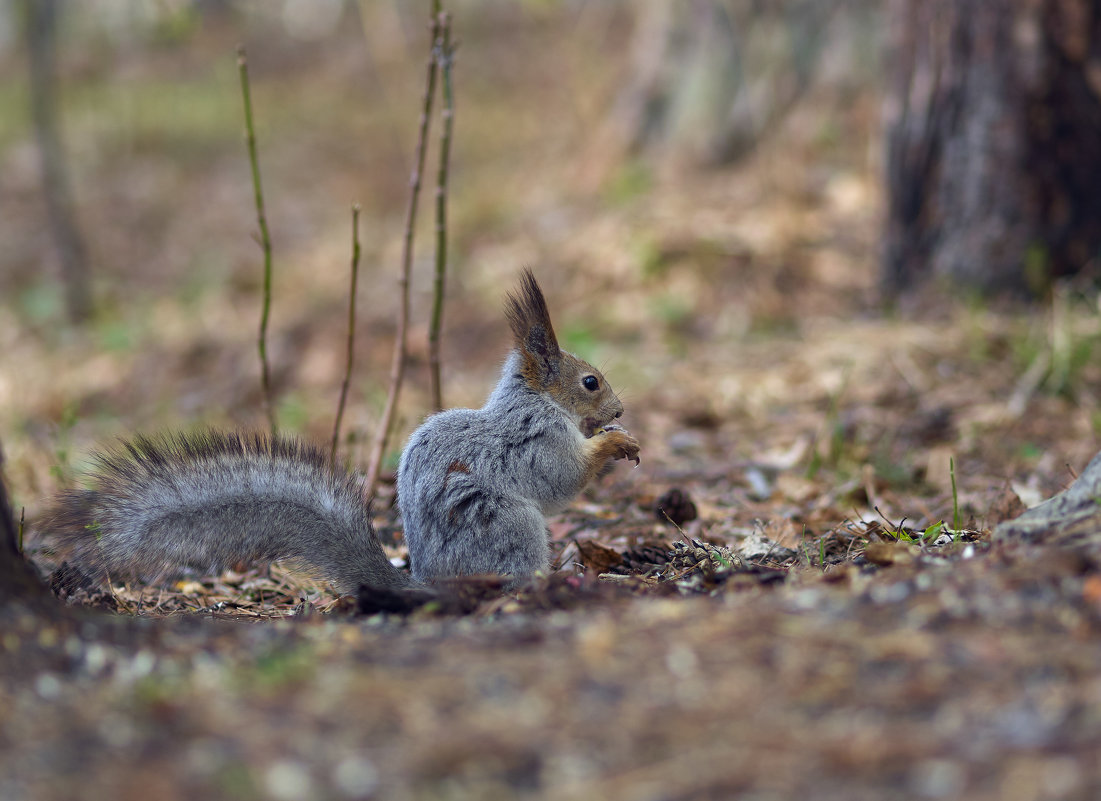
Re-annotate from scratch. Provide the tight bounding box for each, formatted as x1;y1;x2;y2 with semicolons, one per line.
331;204;362;463
365;7;443;496
237;44;277;435
428;11;455;412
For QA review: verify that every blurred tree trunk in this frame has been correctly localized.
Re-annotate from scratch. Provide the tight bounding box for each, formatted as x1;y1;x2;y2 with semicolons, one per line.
883;0;1101;297
25;0;92;323
607;0;834;167
581;0;879;191
0;443;48;607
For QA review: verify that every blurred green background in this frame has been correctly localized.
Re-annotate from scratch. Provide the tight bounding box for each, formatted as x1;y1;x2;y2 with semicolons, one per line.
1;1;895;501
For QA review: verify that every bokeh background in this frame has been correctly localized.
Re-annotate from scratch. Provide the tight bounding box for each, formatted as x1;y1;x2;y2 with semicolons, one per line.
3;1;1098;521
6;6;1101;801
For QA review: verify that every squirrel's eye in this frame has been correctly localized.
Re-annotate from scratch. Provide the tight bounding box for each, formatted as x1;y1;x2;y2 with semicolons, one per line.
582;375;599;392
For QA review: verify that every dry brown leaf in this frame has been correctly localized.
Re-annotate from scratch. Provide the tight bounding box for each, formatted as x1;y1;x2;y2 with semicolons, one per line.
924;446;956;496
986;481;1028;525
575;540;624;575
775;473;822;505
762;518;804;549
862;541;916;567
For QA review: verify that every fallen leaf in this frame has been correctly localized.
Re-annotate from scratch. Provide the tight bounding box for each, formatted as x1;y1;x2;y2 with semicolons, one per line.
575;540;624;575
762;518;804;549
863;541;916;567
1083;575;1101;605
924;446;955;496
986;481;1027;526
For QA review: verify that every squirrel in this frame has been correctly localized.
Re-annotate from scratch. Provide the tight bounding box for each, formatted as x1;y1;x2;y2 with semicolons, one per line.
44;270;640;595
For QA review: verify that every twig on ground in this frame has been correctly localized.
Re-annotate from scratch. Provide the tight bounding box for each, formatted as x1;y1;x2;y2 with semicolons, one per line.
660;508;691;542
1007;348;1050;418
365;8;443;496
331;204;362;463
428;10;455;412
237;44;277;435
950;456;961;532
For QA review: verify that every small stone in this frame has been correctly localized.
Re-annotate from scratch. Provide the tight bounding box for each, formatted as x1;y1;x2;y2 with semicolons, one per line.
265;760;313;801
735;527;798;563
334;756;379;799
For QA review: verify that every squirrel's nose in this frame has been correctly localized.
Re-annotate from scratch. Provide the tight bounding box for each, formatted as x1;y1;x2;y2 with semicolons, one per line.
614;410;622;419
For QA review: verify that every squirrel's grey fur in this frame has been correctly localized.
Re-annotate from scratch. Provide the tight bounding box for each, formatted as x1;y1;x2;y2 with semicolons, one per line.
47;431;410;594
399;350;597;580
43;271;640;594
398;270;638;582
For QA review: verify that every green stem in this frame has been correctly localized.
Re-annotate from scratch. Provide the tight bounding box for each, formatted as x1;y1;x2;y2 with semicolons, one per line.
428;12;454;413
331;204;362;463
237;44;276;435
365;10;442;497
950;456;961;534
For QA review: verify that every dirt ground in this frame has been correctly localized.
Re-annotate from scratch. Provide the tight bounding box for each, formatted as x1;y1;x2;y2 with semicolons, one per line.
2;5;1101;800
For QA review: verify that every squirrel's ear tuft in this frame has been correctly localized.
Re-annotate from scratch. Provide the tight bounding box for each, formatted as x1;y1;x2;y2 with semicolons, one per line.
505;269;560;361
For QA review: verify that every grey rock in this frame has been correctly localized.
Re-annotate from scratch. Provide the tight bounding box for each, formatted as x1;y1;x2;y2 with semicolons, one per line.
994;450;1101;547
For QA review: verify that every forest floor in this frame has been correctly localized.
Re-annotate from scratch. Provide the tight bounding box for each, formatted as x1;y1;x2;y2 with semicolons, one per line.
3;6;1101;801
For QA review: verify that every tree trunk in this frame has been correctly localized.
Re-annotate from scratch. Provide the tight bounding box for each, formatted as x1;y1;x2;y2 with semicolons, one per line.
25;0;92;323
600;1;861;170
883;0;1101;297
0;442;49;606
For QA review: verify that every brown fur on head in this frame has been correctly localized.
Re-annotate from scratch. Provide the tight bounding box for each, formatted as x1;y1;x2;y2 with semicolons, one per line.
505;269;624;437
506;269;561;386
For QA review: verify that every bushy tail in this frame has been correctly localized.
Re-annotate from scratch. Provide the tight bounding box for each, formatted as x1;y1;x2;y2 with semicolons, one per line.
45;430;411;594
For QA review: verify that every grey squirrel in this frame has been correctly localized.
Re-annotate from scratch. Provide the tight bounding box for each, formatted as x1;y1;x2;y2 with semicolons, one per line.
45;270;640;595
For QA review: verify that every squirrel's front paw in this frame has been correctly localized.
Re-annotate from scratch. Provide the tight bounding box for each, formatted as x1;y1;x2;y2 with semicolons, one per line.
600;425;641;466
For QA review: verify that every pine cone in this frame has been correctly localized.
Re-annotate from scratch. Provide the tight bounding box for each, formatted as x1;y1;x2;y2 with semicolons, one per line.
655;487;698;527
669;539;742;574
613;545;673;575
